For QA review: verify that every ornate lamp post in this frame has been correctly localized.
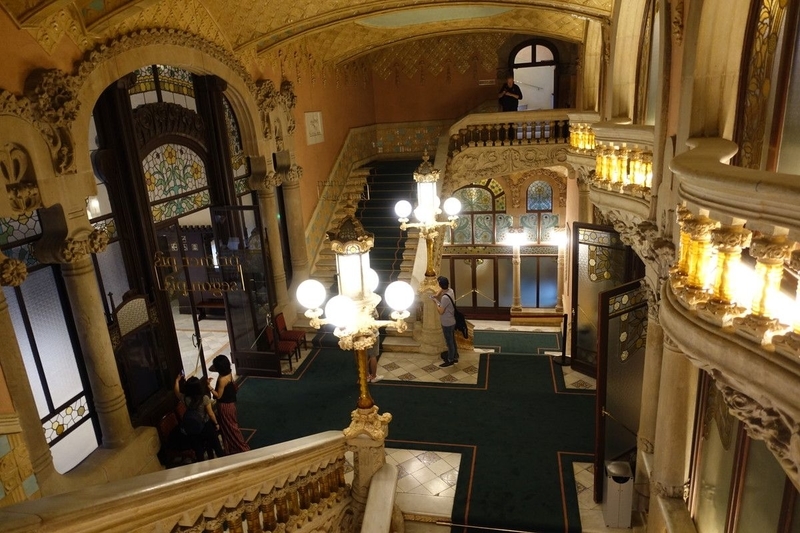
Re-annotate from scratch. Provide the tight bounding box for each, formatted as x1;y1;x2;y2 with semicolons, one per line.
394;151;461;283
296;206;414;409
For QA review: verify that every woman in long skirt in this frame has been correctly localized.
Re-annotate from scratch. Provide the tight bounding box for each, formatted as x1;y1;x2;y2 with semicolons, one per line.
210;354;251;454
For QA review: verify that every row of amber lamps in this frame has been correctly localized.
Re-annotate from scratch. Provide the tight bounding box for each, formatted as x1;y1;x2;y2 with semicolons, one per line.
569;123;597;152
669;205;800;358
594;143;653;189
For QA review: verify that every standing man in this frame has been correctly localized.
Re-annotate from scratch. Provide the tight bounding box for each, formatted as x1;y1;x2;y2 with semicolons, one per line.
432;276;459;368
498;73;523;111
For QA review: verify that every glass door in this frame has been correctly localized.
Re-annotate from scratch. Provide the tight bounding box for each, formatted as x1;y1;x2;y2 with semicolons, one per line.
570;223;635;376
210;204;282;377
593;280;648;502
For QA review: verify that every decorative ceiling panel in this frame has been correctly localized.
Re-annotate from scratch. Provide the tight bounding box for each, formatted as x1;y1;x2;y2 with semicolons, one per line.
260;8;586;66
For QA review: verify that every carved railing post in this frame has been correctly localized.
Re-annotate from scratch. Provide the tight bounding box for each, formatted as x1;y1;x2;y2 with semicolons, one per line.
678;215;718;308
344;406;392;530
733;234;791;345
696;224;752;327
773;250;800;357
244;499;264;533
669;205;693;290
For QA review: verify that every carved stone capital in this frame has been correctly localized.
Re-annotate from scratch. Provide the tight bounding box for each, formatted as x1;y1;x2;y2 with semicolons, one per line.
732;313;787;345
0;255;28;286
696;300;747;329
773;331;800;359
683;217;719;241
750;235;791;264
34;228;108;264
284;164;303;185
710;225;751;251
343;406;392;441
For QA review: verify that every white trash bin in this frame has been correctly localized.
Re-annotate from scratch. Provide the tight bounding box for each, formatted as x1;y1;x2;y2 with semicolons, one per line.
602;461;633;528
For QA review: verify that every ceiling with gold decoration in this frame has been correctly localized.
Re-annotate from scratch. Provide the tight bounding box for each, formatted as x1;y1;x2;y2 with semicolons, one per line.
3;0;612;66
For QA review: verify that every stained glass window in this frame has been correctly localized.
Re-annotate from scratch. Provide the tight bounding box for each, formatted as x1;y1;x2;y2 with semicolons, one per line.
447;180;506;245
128;65;196;110
527;180;553;212
142;143;210;224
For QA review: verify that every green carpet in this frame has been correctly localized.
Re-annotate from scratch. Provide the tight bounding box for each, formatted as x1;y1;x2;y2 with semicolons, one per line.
473;330;562;354
236;346;593;532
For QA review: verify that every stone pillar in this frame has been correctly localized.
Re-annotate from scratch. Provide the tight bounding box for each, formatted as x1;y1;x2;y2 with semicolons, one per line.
577;176;592;223
252;167;290;311
634;298;663;510
59;252;134;448
344;406;391;531
511;242;522;312
415;285;446;356
556;239;566;312
282;165;310;290
0;254;56;497
651;335;693;506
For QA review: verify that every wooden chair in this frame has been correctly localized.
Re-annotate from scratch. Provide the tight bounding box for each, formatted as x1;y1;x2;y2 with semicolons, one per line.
265;326;300;371
275;312;308;350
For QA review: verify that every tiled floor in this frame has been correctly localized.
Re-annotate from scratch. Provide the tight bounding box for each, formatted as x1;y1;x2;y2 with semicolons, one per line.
171;313;624;531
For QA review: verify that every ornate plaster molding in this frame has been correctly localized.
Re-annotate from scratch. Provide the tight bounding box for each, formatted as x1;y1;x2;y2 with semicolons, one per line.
661;284;800;491
0;254;28;287
284;164;303;185
671;0;685;46
598;209;676;287
342;406;392;441
34;228;109;264
1;28;298;177
447;145;569;189
132;102;206;150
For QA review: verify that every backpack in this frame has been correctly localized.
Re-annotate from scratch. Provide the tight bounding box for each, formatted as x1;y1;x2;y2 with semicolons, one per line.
181;402;205;435
445;294;469;338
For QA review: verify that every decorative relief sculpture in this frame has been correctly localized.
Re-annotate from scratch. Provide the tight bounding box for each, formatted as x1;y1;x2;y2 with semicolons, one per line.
448;146;568;185
0;254;28;287
132;102;206;150
0;143;42;213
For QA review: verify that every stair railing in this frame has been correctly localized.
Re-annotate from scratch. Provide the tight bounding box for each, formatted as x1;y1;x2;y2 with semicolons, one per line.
2;431;351;533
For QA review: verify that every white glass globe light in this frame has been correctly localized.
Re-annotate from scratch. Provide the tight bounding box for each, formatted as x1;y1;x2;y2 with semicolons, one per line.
296;279;327;310
443;197;462;216
413;205;433;224
324;295;356;328
395;200;412;219
384;281;415;311
365;268;380;293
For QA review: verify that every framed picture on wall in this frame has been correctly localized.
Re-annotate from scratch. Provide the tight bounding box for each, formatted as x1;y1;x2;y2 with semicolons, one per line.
305;111;324;145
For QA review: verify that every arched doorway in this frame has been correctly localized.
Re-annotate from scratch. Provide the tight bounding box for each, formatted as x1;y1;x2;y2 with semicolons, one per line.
88;64;285;426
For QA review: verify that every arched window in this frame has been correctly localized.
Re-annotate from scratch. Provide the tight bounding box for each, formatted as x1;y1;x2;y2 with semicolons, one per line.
447;180;506;245
523;180;558;244
509;40;559;110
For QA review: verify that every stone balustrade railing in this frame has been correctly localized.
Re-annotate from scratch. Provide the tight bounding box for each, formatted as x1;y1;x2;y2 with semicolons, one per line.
447;109;572;157
2;431;352;533
567;112;600;152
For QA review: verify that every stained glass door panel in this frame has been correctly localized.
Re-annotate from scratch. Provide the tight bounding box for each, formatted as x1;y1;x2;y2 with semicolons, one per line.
594;280;648;502
210;205;281;377
570;223;630;376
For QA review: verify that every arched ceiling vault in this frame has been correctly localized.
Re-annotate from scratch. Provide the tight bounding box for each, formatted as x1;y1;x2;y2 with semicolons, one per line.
4;0;611;67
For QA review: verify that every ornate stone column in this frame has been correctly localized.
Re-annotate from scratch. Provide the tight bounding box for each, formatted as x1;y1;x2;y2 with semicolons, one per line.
651;334;693;503
250;164;289;311
697;224;751;328
37;229;134;448
669;205;693;289
556;236;566;312
282;164;310;290
733;234;791;345
0;253;57;494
